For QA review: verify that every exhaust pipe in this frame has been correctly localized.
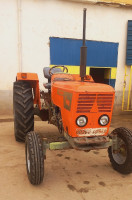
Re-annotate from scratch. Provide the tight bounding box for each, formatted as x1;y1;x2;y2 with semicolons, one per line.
80;8;87;82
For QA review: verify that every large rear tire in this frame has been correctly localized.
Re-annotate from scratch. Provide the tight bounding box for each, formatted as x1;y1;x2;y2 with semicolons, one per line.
108;127;132;174
13;81;34;142
25;131;44;185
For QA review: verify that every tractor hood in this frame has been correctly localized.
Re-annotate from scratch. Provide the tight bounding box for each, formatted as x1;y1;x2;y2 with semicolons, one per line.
52;81;115;93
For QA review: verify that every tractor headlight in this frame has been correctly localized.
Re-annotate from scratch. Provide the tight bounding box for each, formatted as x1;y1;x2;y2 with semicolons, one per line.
99;115;109;126
76;116;87;127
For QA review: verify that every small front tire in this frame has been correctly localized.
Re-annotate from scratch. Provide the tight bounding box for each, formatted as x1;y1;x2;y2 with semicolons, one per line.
108;127;132;174
25;131;44;185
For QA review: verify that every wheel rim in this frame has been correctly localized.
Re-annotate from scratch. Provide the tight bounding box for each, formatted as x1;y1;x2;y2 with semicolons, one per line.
26;146;30;173
112;137;127;165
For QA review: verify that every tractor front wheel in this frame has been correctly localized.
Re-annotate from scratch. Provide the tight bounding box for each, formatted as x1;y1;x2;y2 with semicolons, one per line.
25;131;44;185
108;127;132;174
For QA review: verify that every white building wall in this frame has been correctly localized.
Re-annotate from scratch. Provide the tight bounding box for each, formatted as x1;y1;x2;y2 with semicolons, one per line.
0;0;18;90
0;0;132;114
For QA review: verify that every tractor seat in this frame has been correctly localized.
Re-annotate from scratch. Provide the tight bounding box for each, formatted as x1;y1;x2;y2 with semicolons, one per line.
43;67;62;89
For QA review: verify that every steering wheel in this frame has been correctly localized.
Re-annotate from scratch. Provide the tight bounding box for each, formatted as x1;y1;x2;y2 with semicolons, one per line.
49;65;68;76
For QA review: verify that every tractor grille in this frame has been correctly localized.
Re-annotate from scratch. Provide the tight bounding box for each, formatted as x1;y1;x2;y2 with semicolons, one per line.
77;93;113;113
97;94;113;112
77;94;96;113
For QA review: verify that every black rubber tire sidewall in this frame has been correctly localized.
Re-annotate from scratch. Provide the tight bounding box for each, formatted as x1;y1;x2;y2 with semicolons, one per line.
13;81;34;142
25;132;44;185
108;127;132;174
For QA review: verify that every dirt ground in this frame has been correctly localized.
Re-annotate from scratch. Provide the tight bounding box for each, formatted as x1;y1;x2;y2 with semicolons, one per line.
0;115;132;200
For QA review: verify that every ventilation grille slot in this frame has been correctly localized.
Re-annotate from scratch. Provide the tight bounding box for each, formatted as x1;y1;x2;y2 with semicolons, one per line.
97;94;113;112
76;93;113;113
77;94;96;113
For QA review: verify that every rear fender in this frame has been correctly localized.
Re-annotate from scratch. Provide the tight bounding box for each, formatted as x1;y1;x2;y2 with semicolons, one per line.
16;73;41;110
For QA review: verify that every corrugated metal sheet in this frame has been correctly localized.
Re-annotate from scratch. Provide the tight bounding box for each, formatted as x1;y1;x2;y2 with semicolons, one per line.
126;20;132;65
50;37;118;67
50;37;118;88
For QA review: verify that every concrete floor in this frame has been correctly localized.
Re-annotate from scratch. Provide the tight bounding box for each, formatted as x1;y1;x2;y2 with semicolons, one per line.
0;115;132;200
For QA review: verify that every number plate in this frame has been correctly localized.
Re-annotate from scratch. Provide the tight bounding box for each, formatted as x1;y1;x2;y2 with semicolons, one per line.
76;128;107;137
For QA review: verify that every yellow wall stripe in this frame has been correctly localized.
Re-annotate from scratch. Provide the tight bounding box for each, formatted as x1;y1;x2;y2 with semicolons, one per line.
96;0;132;5
111;68;117;79
70;0;132;6
50;65;117;79
50;65;90;75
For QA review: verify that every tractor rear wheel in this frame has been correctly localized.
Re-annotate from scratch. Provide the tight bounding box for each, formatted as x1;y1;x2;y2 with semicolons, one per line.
25;131;44;185
13;81;34;142
108;127;132;174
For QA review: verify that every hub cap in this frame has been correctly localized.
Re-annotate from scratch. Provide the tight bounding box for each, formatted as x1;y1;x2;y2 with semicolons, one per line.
112;138;127;165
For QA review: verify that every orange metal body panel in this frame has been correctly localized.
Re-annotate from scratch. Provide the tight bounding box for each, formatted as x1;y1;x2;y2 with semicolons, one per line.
51;74;115;138
17;73;41;109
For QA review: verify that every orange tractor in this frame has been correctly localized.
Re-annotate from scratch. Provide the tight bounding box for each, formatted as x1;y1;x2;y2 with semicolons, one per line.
13;9;132;185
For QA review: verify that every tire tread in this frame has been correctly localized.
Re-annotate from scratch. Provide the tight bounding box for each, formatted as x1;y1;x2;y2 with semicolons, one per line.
13;81;34;142
108;127;132;174
25;132;44;185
